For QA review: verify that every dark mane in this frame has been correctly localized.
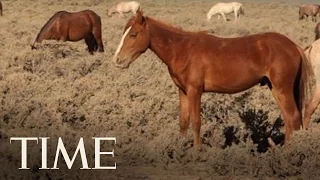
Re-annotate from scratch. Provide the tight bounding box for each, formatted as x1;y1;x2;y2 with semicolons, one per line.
35;11;67;41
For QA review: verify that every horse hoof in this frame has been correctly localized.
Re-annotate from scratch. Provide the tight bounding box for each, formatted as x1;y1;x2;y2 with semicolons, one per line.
194;144;203;152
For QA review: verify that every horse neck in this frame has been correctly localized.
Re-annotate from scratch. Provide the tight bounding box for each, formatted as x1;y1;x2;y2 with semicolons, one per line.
34;12;63;43
35;27;51;43
146;18;189;67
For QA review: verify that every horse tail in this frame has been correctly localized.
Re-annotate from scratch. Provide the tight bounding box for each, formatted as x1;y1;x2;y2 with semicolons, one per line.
296;45;314;129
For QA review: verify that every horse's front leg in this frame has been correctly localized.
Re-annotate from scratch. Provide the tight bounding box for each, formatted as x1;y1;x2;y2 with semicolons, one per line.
234;10;238;22
179;89;190;136
187;87;202;150
220;12;227;22
119;12;124;18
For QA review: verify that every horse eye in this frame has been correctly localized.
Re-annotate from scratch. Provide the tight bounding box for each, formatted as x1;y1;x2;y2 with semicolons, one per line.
130;33;137;38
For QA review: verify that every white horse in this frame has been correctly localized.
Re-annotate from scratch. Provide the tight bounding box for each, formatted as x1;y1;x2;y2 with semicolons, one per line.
303;41;320;129
206;2;244;22
107;1;141;18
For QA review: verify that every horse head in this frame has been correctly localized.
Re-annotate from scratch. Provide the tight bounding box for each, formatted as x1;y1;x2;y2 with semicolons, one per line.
113;10;150;68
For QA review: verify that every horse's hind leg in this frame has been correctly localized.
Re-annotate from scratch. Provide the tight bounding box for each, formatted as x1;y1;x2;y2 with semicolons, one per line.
303;86;320;129
269;70;302;142
271;86;301;142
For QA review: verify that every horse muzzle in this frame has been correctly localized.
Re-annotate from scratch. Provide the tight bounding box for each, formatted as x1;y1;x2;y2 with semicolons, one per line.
114;57;131;69
30;44;37;50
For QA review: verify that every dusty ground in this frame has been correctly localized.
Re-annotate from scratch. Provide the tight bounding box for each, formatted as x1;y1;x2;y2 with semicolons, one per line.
1;0;320;179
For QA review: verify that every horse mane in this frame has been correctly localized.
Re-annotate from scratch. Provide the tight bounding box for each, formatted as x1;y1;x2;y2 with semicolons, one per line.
35;11;66;42
126;15;210;35
146;17;188;34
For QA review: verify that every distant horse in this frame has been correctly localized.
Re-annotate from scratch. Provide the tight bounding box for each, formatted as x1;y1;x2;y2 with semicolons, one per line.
113;11;313;149
299;4;320;22
31;10;104;54
207;2;244;22
0;1;3;16
107;1;141;18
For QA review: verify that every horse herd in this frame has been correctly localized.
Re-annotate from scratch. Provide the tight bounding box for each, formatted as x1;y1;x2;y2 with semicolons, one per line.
3;1;320;150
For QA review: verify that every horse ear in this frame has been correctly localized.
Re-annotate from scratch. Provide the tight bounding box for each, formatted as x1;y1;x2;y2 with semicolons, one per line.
136;9;145;26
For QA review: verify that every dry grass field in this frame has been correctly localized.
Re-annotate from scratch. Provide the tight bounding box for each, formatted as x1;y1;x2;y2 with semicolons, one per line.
2;0;320;179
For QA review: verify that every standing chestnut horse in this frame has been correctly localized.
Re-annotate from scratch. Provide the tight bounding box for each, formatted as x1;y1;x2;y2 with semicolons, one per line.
31;10;104;53
113;11;313;149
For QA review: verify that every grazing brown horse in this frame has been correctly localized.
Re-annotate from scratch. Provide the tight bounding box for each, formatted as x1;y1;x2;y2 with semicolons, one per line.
113;11;313;149
299;4;320;22
31;10;104;53
0;1;3;16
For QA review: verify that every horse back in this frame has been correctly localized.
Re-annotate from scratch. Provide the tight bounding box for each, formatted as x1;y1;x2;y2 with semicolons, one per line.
192;32;300;69
61;10;101;29
197;33;300;92
66;10;101;40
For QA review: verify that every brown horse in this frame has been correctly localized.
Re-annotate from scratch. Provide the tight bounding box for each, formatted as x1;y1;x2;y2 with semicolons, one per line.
113;11;313;149
31;10;104;54
299;4;320;22
0;1;3;16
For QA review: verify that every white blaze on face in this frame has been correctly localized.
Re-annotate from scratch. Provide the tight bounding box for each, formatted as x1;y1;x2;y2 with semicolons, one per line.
113;26;132;62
